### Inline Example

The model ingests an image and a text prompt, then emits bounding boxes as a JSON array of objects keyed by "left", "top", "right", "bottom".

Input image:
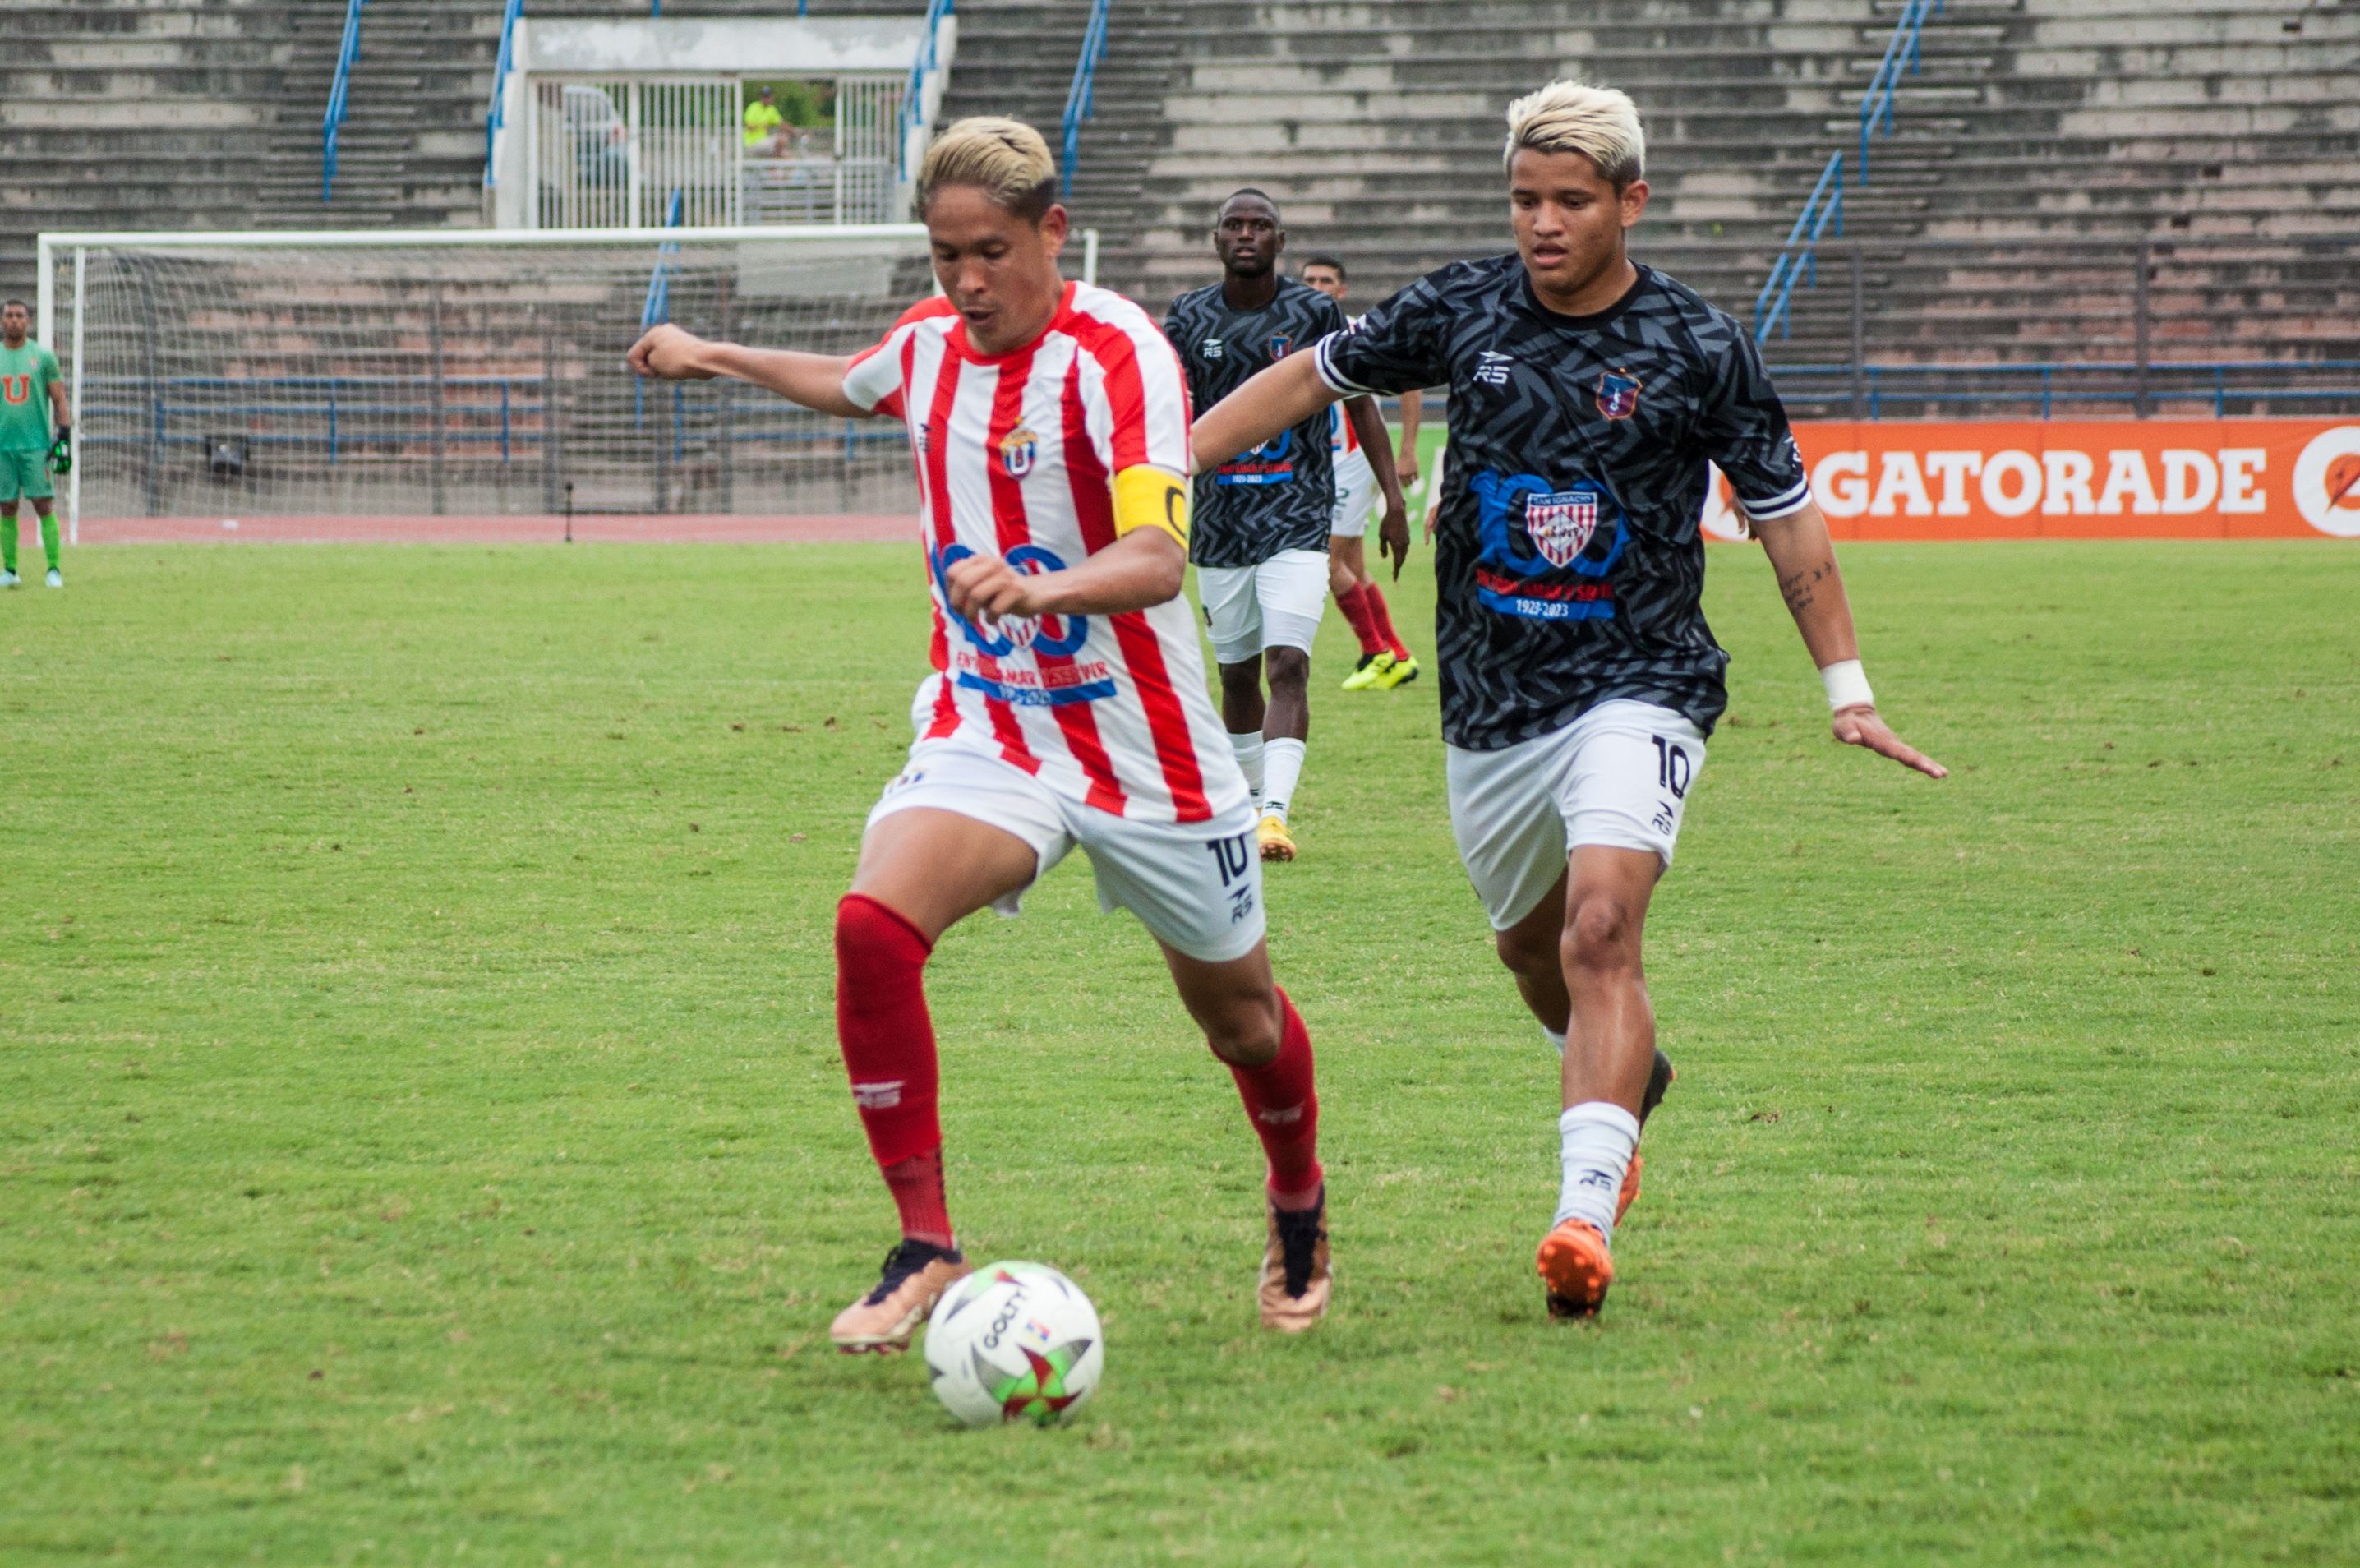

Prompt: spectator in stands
[{"left": 744, "top": 87, "right": 790, "bottom": 158}]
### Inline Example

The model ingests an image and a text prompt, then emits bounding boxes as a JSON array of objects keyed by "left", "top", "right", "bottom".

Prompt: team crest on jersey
[
  {"left": 999, "top": 423, "right": 1038, "bottom": 478},
  {"left": 0, "top": 375, "right": 27, "bottom": 405},
  {"left": 1524, "top": 489, "right": 1601, "bottom": 567},
  {"left": 1596, "top": 369, "right": 1642, "bottom": 419},
  {"left": 1267, "top": 334, "right": 1293, "bottom": 360}
]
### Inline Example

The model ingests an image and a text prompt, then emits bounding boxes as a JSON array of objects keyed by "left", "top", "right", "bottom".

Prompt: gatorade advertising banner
[{"left": 1701, "top": 420, "right": 2360, "bottom": 542}]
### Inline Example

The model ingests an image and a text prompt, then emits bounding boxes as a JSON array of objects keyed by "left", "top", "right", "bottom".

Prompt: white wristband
[{"left": 1820, "top": 658, "right": 1874, "bottom": 712}]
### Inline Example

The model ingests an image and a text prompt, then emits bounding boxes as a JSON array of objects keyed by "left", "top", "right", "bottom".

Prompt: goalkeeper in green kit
[{"left": 0, "top": 299, "right": 70, "bottom": 588}]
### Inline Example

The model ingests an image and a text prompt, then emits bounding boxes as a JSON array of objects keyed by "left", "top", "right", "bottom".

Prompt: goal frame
[{"left": 32, "top": 224, "right": 1106, "bottom": 538}]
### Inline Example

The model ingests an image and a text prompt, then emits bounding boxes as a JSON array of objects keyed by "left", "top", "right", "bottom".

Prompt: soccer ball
[{"left": 923, "top": 1261, "right": 1104, "bottom": 1428}]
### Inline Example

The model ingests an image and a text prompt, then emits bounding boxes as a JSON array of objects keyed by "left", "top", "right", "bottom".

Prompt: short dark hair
[
  {"left": 1219, "top": 187, "right": 1279, "bottom": 220},
  {"left": 1300, "top": 254, "right": 1345, "bottom": 281},
  {"left": 0, "top": 300, "right": 25, "bottom": 312}
]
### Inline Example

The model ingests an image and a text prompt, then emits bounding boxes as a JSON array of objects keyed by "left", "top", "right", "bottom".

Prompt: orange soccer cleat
[{"left": 1536, "top": 1218, "right": 1615, "bottom": 1319}]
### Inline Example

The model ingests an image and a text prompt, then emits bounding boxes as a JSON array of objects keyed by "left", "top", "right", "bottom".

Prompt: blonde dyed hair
[
  {"left": 1501, "top": 81, "right": 1645, "bottom": 187},
  {"left": 918, "top": 117, "right": 1060, "bottom": 223}
]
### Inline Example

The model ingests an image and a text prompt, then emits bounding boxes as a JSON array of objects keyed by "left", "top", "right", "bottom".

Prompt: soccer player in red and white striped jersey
[{"left": 628, "top": 118, "right": 1334, "bottom": 1353}]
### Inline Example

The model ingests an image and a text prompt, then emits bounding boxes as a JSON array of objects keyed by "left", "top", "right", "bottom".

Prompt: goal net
[{"left": 39, "top": 226, "right": 939, "bottom": 523}]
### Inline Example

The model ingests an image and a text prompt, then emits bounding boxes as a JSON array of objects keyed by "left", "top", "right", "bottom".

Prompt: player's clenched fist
[
  {"left": 943, "top": 553, "right": 1042, "bottom": 625},
  {"left": 627, "top": 324, "right": 717, "bottom": 380}
]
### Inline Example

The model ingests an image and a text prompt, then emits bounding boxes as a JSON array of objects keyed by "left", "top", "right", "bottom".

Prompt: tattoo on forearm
[{"left": 1777, "top": 559, "right": 1837, "bottom": 616}]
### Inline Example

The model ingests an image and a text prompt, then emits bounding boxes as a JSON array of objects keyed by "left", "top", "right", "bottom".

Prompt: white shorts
[
  {"left": 1330, "top": 450, "right": 1377, "bottom": 539},
  {"left": 866, "top": 738, "right": 1267, "bottom": 963},
  {"left": 1445, "top": 699, "right": 1708, "bottom": 930},
  {"left": 1196, "top": 548, "right": 1329, "bottom": 666}
]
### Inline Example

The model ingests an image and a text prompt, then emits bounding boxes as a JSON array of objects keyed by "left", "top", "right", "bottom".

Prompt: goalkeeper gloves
[{"left": 46, "top": 427, "right": 71, "bottom": 477}]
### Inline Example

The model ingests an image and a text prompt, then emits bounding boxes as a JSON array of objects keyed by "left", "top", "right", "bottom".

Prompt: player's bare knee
[
  {"left": 1203, "top": 997, "right": 1283, "bottom": 1068},
  {"left": 1263, "top": 647, "right": 1311, "bottom": 694},
  {"left": 1562, "top": 894, "right": 1641, "bottom": 974}
]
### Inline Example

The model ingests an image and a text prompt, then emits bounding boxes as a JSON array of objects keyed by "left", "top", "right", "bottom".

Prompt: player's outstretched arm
[
  {"left": 1344, "top": 394, "right": 1413, "bottom": 579},
  {"left": 1751, "top": 500, "right": 1948, "bottom": 780},
  {"left": 946, "top": 523, "right": 1187, "bottom": 625},
  {"left": 625, "top": 324, "right": 867, "bottom": 418},
  {"left": 1190, "top": 352, "right": 1337, "bottom": 475}
]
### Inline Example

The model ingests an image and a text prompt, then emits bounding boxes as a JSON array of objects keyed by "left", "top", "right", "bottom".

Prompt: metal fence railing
[
  {"left": 320, "top": 0, "right": 369, "bottom": 201},
  {"left": 1061, "top": 0, "right": 1111, "bottom": 198},
  {"left": 1755, "top": 0, "right": 1945, "bottom": 339}
]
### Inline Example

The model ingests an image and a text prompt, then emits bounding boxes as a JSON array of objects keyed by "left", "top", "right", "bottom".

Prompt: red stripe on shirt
[
  {"left": 1063, "top": 307, "right": 1178, "bottom": 473},
  {"left": 979, "top": 343, "right": 1127, "bottom": 809},
  {"left": 1109, "top": 611, "right": 1212, "bottom": 822}
]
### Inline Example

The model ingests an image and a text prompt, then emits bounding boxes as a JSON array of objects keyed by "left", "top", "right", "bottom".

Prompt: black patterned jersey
[
  {"left": 1165, "top": 277, "right": 1347, "bottom": 567},
  {"left": 1316, "top": 257, "right": 1809, "bottom": 750}
]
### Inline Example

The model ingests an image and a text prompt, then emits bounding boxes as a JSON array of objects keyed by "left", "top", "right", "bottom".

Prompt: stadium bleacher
[{"left": 10, "top": 0, "right": 2355, "bottom": 449}]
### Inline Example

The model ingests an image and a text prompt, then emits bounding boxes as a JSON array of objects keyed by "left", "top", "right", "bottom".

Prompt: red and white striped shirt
[{"left": 841, "top": 281, "right": 1248, "bottom": 825}]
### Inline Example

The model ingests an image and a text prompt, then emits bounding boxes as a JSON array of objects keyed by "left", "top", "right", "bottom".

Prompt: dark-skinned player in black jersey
[
  {"left": 1191, "top": 81, "right": 1945, "bottom": 1320},
  {"left": 1167, "top": 191, "right": 1410, "bottom": 861}
]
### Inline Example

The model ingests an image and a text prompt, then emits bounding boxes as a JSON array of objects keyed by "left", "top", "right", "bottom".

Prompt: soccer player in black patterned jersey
[
  {"left": 1192, "top": 81, "right": 1946, "bottom": 1320},
  {"left": 1167, "top": 191, "right": 1410, "bottom": 861}
]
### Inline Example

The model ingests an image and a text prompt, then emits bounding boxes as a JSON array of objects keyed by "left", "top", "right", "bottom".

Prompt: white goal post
[{"left": 35, "top": 225, "right": 1102, "bottom": 533}]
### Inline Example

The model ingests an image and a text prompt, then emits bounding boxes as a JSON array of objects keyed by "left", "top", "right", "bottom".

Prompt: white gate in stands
[
  {"left": 528, "top": 78, "right": 741, "bottom": 229},
  {"left": 528, "top": 76, "right": 904, "bottom": 230}
]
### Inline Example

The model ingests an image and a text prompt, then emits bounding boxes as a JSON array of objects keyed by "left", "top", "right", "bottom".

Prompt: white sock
[
  {"left": 1228, "top": 732, "right": 1265, "bottom": 800},
  {"left": 1553, "top": 1101, "right": 1639, "bottom": 1243},
  {"left": 1260, "top": 737, "right": 1307, "bottom": 823},
  {"left": 1542, "top": 1025, "right": 1566, "bottom": 1057}
]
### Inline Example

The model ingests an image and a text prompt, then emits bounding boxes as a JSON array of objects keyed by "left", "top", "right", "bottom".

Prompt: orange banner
[{"left": 1702, "top": 419, "right": 2360, "bottom": 541}]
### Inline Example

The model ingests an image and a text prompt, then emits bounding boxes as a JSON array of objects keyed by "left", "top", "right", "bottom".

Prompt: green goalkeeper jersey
[{"left": 0, "top": 341, "right": 62, "bottom": 452}]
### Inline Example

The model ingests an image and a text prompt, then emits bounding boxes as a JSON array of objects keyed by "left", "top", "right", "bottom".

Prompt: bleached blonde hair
[
  {"left": 1501, "top": 81, "right": 1645, "bottom": 187},
  {"left": 918, "top": 117, "right": 1060, "bottom": 223}
]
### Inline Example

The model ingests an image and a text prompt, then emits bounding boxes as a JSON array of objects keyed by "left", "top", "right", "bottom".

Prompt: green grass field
[{"left": 4, "top": 539, "right": 2355, "bottom": 1566}]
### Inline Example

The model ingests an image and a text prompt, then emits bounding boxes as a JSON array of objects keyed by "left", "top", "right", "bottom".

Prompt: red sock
[
  {"left": 835, "top": 893, "right": 953, "bottom": 1246},
  {"left": 1224, "top": 987, "right": 1323, "bottom": 1207},
  {"left": 1364, "top": 586, "right": 1412, "bottom": 662},
  {"left": 1333, "top": 582, "right": 1386, "bottom": 657}
]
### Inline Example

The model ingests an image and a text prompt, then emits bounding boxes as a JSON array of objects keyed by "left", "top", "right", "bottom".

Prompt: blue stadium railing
[
  {"left": 80, "top": 362, "right": 2360, "bottom": 478},
  {"left": 77, "top": 376, "right": 907, "bottom": 468},
  {"left": 1061, "top": 0, "right": 1111, "bottom": 199},
  {"left": 482, "top": 0, "right": 525, "bottom": 192},
  {"left": 1754, "top": 0, "right": 1945, "bottom": 340},
  {"left": 321, "top": 0, "right": 369, "bottom": 201},
  {"left": 901, "top": 0, "right": 956, "bottom": 186}
]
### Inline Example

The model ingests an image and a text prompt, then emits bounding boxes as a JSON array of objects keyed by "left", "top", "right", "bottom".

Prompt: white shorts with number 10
[
  {"left": 869, "top": 736, "right": 1267, "bottom": 963},
  {"left": 1445, "top": 699, "right": 1708, "bottom": 930}
]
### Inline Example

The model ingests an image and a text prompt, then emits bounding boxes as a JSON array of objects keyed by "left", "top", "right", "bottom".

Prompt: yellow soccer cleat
[
  {"left": 1371, "top": 653, "right": 1420, "bottom": 689},
  {"left": 1256, "top": 812, "right": 1297, "bottom": 862},
  {"left": 1340, "top": 652, "right": 1396, "bottom": 691}
]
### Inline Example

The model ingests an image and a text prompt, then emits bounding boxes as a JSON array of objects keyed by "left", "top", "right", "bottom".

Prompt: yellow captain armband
[{"left": 1113, "top": 464, "right": 1190, "bottom": 549}]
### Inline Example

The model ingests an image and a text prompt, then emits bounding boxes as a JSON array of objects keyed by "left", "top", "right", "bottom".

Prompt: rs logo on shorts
[{"left": 1205, "top": 832, "right": 1258, "bottom": 923}]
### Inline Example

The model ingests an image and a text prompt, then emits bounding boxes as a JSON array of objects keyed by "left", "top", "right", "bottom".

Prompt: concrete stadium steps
[
  {"left": 0, "top": 0, "right": 295, "bottom": 302},
  {"left": 259, "top": 0, "right": 507, "bottom": 230},
  {"left": 1046, "top": 0, "right": 2359, "bottom": 368},
  {"left": 3, "top": 0, "right": 933, "bottom": 306}
]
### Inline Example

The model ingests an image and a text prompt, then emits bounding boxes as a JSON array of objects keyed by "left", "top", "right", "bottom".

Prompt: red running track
[{"left": 79, "top": 514, "right": 920, "bottom": 545}]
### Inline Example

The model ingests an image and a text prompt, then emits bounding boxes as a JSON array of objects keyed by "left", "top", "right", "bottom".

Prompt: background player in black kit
[
  {"left": 1189, "top": 81, "right": 1945, "bottom": 1320},
  {"left": 1167, "top": 190, "right": 1410, "bottom": 860}
]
